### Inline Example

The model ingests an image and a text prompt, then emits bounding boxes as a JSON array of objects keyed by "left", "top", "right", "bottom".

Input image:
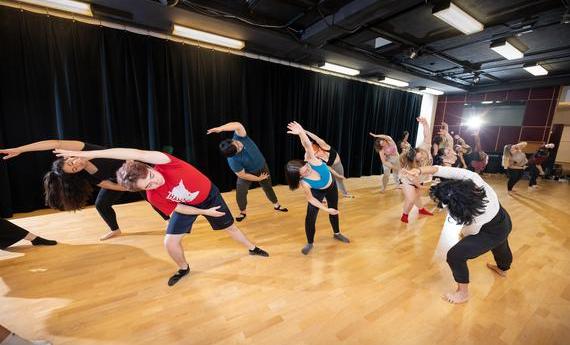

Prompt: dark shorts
[{"left": 166, "top": 185, "right": 234, "bottom": 235}]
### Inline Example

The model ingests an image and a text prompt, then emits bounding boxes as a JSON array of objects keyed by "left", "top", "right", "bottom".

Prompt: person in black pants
[
  {"left": 1, "top": 218, "right": 57, "bottom": 250},
  {"left": 402, "top": 165, "right": 513, "bottom": 304},
  {"left": 1, "top": 140, "right": 169, "bottom": 241},
  {"left": 502, "top": 142, "right": 528, "bottom": 194},
  {"left": 284, "top": 121, "right": 350, "bottom": 255}
]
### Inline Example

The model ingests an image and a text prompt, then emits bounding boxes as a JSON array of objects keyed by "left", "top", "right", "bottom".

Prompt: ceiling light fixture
[
  {"left": 523, "top": 63, "right": 548, "bottom": 76},
  {"left": 172, "top": 24, "right": 245, "bottom": 50},
  {"left": 318, "top": 62, "right": 360, "bottom": 76},
  {"left": 490, "top": 39, "right": 524, "bottom": 60},
  {"left": 378, "top": 77, "right": 409, "bottom": 87},
  {"left": 17, "top": 0, "right": 93, "bottom": 16},
  {"left": 432, "top": 2, "right": 484, "bottom": 35},
  {"left": 418, "top": 86, "right": 444, "bottom": 95}
]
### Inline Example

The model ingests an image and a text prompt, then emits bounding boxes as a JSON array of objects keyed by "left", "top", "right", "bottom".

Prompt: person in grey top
[
  {"left": 208, "top": 122, "right": 287, "bottom": 222},
  {"left": 502, "top": 142, "right": 528, "bottom": 194}
]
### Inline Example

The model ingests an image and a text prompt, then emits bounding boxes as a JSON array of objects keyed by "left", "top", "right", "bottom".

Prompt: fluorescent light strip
[
  {"left": 421, "top": 87, "right": 444, "bottom": 95},
  {"left": 490, "top": 41, "right": 524, "bottom": 60},
  {"left": 319, "top": 62, "right": 360, "bottom": 76},
  {"left": 378, "top": 77, "right": 409, "bottom": 87},
  {"left": 523, "top": 64, "right": 548, "bottom": 76},
  {"left": 17, "top": 0, "right": 92, "bottom": 16},
  {"left": 481, "top": 100, "right": 493, "bottom": 104},
  {"left": 172, "top": 24, "right": 245, "bottom": 50},
  {"left": 433, "top": 2, "right": 483, "bottom": 35}
]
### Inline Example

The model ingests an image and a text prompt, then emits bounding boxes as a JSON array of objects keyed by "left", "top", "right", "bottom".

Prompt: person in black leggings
[
  {"left": 285, "top": 121, "right": 350, "bottom": 255},
  {"left": 1, "top": 140, "right": 168, "bottom": 241},
  {"left": 502, "top": 142, "right": 528, "bottom": 193},
  {"left": 402, "top": 166, "right": 512, "bottom": 304},
  {"left": 1, "top": 218, "right": 57, "bottom": 250}
]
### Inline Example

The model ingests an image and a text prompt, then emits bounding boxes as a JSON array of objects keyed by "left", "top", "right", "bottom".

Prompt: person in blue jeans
[
  {"left": 208, "top": 122, "right": 287, "bottom": 222},
  {"left": 284, "top": 121, "right": 350, "bottom": 255}
]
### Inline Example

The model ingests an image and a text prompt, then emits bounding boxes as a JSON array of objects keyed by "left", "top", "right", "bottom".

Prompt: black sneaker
[
  {"left": 249, "top": 247, "right": 269, "bottom": 257},
  {"left": 167, "top": 267, "right": 190, "bottom": 286},
  {"left": 236, "top": 213, "right": 247, "bottom": 222}
]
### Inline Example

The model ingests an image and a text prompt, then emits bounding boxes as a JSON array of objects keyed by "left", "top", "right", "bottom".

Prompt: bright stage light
[{"left": 463, "top": 116, "right": 484, "bottom": 129}]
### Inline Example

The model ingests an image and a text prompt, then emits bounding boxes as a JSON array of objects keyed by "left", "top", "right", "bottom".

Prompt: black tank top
[{"left": 324, "top": 148, "right": 338, "bottom": 166}]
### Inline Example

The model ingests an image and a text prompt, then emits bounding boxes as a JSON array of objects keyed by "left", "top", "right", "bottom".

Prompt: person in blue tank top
[
  {"left": 284, "top": 121, "right": 350, "bottom": 255},
  {"left": 208, "top": 122, "right": 288, "bottom": 222}
]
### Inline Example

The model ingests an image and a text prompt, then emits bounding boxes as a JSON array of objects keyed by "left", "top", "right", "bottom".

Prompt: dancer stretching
[
  {"left": 370, "top": 132, "right": 400, "bottom": 192},
  {"left": 305, "top": 130, "right": 354, "bottom": 198},
  {"left": 1, "top": 140, "right": 169, "bottom": 240},
  {"left": 284, "top": 122, "right": 350, "bottom": 255},
  {"left": 502, "top": 142, "right": 528, "bottom": 194},
  {"left": 403, "top": 166, "right": 513, "bottom": 304},
  {"left": 398, "top": 117, "right": 433, "bottom": 223},
  {"left": 54, "top": 148, "right": 268, "bottom": 286},
  {"left": 208, "top": 122, "right": 287, "bottom": 221}
]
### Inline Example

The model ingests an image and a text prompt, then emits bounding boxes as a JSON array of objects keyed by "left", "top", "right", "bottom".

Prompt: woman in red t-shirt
[{"left": 54, "top": 148, "right": 269, "bottom": 286}]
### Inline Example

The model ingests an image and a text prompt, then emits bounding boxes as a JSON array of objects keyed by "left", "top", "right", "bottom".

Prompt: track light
[
  {"left": 16, "top": 0, "right": 93, "bottom": 16},
  {"left": 473, "top": 73, "right": 480, "bottom": 84},
  {"left": 172, "top": 25, "right": 245, "bottom": 50},
  {"left": 318, "top": 62, "right": 360, "bottom": 76},
  {"left": 432, "top": 1, "right": 483, "bottom": 35}
]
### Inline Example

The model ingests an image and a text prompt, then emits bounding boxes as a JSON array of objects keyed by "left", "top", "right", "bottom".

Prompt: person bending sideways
[
  {"left": 402, "top": 166, "right": 513, "bottom": 304},
  {"left": 1, "top": 140, "right": 169, "bottom": 241},
  {"left": 285, "top": 121, "right": 350, "bottom": 255},
  {"left": 207, "top": 122, "right": 287, "bottom": 221},
  {"left": 54, "top": 148, "right": 269, "bottom": 286}
]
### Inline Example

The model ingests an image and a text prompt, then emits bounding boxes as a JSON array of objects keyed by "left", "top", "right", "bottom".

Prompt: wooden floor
[{"left": 1, "top": 174, "right": 569, "bottom": 345}]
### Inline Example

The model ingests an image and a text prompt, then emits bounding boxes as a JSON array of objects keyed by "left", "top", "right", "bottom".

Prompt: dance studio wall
[
  {"left": 0, "top": 6, "right": 422, "bottom": 216},
  {"left": 434, "top": 86, "right": 560, "bottom": 152}
]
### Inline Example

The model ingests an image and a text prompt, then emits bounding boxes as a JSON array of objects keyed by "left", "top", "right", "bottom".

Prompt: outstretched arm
[
  {"left": 1, "top": 140, "right": 85, "bottom": 160},
  {"left": 301, "top": 183, "right": 339, "bottom": 215},
  {"left": 54, "top": 148, "right": 170, "bottom": 165},
  {"left": 287, "top": 121, "right": 317, "bottom": 162},
  {"left": 369, "top": 133, "right": 396, "bottom": 146},
  {"left": 305, "top": 131, "right": 331, "bottom": 151},
  {"left": 418, "top": 117, "right": 431, "bottom": 147},
  {"left": 207, "top": 122, "right": 247, "bottom": 137},
  {"left": 328, "top": 166, "right": 345, "bottom": 180}
]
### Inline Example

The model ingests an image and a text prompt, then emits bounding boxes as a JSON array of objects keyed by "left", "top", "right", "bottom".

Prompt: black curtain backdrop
[{"left": 0, "top": 7, "right": 422, "bottom": 216}]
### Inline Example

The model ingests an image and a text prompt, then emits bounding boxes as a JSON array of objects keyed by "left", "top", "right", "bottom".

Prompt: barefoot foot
[
  {"left": 442, "top": 290, "right": 469, "bottom": 304},
  {"left": 100, "top": 230, "right": 122, "bottom": 241},
  {"left": 486, "top": 263, "right": 507, "bottom": 277}
]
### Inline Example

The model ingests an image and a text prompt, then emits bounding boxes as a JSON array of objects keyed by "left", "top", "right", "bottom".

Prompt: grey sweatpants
[{"left": 236, "top": 164, "right": 278, "bottom": 211}]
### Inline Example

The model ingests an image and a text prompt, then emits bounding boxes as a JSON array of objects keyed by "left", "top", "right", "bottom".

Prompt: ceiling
[{"left": 78, "top": 0, "right": 570, "bottom": 93}]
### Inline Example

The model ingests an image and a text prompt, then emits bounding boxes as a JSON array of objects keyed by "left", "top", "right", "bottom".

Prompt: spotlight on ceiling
[
  {"left": 473, "top": 73, "right": 480, "bottom": 84},
  {"left": 408, "top": 48, "right": 418, "bottom": 59}
]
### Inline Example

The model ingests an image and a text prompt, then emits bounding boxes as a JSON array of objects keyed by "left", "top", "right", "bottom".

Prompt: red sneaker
[
  {"left": 419, "top": 208, "right": 433, "bottom": 216},
  {"left": 400, "top": 213, "right": 409, "bottom": 223}
]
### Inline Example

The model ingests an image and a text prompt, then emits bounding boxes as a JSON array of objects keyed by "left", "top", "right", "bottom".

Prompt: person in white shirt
[{"left": 402, "top": 166, "right": 513, "bottom": 304}]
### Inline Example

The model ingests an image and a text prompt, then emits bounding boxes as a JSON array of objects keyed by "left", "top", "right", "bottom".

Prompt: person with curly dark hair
[
  {"left": 284, "top": 121, "right": 350, "bottom": 255},
  {"left": 1, "top": 140, "right": 168, "bottom": 241},
  {"left": 402, "top": 166, "right": 512, "bottom": 304}
]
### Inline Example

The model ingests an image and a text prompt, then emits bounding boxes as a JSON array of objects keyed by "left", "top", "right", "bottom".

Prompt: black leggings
[
  {"left": 507, "top": 168, "right": 524, "bottom": 191},
  {"left": 527, "top": 164, "right": 539, "bottom": 187},
  {"left": 305, "top": 182, "right": 340, "bottom": 244},
  {"left": 447, "top": 206, "right": 513, "bottom": 284},
  {"left": 1, "top": 218, "right": 29, "bottom": 250},
  {"left": 95, "top": 189, "right": 169, "bottom": 231}
]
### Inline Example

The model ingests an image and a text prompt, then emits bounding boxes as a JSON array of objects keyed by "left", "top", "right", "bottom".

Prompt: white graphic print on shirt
[{"left": 167, "top": 180, "right": 200, "bottom": 203}]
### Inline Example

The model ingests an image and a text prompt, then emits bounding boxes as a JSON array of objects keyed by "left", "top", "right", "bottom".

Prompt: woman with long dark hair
[
  {"left": 402, "top": 166, "right": 513, "bottom": 304},
  {"left": 501, "top": 141, "right": 528, "bottom": 194},
  {"left": 470, "top": 131, "right": 488, "bottom": 174},
  {"left": 369, "top": 132, "right": 400, "bottom": 192},
  {"left": 285, "top": 122, "right": 350, "bottom": 255},
  {"left": 304, "top": 130, "right": 354, "bottom": 198},
  {"left": 398, "top": 117, "right": 434, "bottom": 223},
  {"left": 1, "top": 140, "right": 168, "bottom": 240}
]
